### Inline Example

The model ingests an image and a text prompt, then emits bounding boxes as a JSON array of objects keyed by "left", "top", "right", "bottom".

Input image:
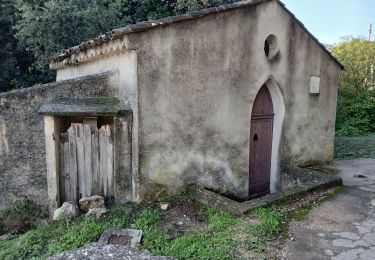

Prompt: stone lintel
[{"left": 39, "top": 97, "right": 131, "bottom": 116}]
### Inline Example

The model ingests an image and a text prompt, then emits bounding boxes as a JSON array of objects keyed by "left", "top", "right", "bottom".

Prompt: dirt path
[{"left": 281, "top": 159, "right": 375, "bottom": 260}]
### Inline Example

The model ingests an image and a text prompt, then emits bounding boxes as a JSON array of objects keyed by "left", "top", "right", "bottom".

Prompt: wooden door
[
  {"left": 249, "top": 85, "right": 274, "bottom": 199},
  {"left": 59, "top": 123, "right": 113, "bottom": 203}
]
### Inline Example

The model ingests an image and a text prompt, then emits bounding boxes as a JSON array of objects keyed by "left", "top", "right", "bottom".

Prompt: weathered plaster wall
[
  {"left": 0, "top": 72, "right": 119, "bottom": 210},
  {"left": 130, "top": 1, "right": 341, "bottom": 199}
]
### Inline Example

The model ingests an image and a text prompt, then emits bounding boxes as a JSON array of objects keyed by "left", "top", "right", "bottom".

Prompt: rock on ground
[
  {"left": 86, "top": 207, "right": 108, "bottom": 218},
  {"left": 53, "top": 202, "right": 78, "bottom": 221},
  {"left": 48, "top": 243, "right": 175, "bottom": 260},
  {"left": 79, "top": 195, "right": 105, "bottom": 212}
]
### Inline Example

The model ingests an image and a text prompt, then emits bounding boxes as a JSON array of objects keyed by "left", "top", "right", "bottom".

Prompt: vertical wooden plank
[
  {"left": 75, "top": 124, "right": 85, "bottom": 198},
  {"left": 68, "top": 126, "right": 78, "bottom": 203},
  {"left": 99, "top": 126, "right": 107, "bottom": 197},
  {"left": 106, "top": 125, "right": 114, "bottom": 198},
  {"left": 58, "top": 137, "right": 65, "bottom": 203},
  {"left": 63, "top": 134, "right": 71, "bottom": 202},
  {"left": 83, "top": 124, "right": 92, "bottom": 196},
  {"left": 91, "top": 128, "right": 99, "bottom": 195}
]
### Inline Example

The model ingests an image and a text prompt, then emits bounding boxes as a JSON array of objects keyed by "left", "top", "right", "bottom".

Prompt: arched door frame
[{"left": 250, "top": 76, "right": 285, "bottom": 193}]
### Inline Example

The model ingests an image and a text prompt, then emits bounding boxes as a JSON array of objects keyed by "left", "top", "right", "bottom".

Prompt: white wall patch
[{"left": 310, "top": 76, "right": 320, "bottom": 94}]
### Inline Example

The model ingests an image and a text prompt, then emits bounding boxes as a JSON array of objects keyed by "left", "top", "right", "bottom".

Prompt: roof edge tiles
[{"left": 44, "top": 0, "right": 343, "bottom": 70}]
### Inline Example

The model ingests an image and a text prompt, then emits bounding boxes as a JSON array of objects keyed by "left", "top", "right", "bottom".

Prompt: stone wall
[{"left": 0, "top": 71, "right": 119, "bottom": 210}]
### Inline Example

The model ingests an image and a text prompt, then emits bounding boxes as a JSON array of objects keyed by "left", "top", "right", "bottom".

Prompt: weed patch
[
  {"left": 134, "top": 208, "right": 162, "bottom": 230},
  {"left": 0, "top": 200, "right": 47, "bottom": 235},
  {"left": 0, "top": 205, "right": 129, "bottom": 259},
  {"left": 206, "top": 207, "right": 238, "bottom": 230},
  {"left": 250, "top": 208, "right": 282, "bottom": 239},
  {"left": 141, "top": 207, "right": 237, "bottom": 259}
]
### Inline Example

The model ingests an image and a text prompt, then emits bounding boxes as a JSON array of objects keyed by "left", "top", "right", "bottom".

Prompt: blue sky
[{"left": 281, "top": 0, "right": 375, "bottom": 44}]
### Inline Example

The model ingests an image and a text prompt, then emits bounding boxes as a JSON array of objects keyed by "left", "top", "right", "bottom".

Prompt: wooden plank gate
[{"left": 59, "top": 123, "right": 113, "bottom": 203}]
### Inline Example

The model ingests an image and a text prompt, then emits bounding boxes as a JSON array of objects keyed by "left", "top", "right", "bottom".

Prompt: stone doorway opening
[
  {"left": 39, "top": 98, "right": 133, "bottom": 214},
  {"left": 249, "top": 77, "right": 286, "bottom": 198}
]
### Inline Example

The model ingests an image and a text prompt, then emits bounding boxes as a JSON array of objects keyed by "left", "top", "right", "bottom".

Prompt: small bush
[
  {"left": 335, "top": 89, "right": 375, "bottom": 136},
  {"left": 0, "top": 199, "right": 47, "bottom": 235}
]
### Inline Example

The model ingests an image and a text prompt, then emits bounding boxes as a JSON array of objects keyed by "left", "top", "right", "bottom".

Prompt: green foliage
[
  {"left": 331, "top": 38, "right": 375, "bottom": 136},
  {"left": 134, "top": 208, "right": 162, "bottom": 230},
  {"left": 335, "top": 90, "right": 375, "bottom": 136},
  {"left": 175, "top": 0, "right": 235, "bottom": 13},
  {"left": 1, "top": 0, "right": 236, "bottom": 92},
  {"left": 251, "top": 207, "right": 282, "bottom": 239},
  {"left": 0, "top": 199, "right": 47, "bottom": 235},
  {"left": 0, "top": 0, "right": 53, "bottom": 92},
  {"left": 0, "top": 208, "right": 128, "bottom": 259}
]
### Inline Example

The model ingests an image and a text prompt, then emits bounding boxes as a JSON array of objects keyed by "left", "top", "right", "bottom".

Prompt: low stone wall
[
  {"left": 0, "top": 71, "right": 118, "bottom": 210},
  {"left": 281, "top": 165, "right": 339, "bottom": 189},
  {"left": 193, "top": 167, "right": 342, "bottom": 216}
]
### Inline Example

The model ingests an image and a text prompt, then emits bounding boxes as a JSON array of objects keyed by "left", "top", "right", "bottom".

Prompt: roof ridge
[
  {"left": 44, "top": 0, "right": 271, "bottom": 64},
  {"left": 45, "top": 0, "right": 343, "bottom": 69}
]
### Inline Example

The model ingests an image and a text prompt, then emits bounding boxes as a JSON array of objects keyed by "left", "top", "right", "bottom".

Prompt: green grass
[
  {"left": 334, "top": 135, "right": 375, "bottom": 160},
  {"left": 134, "top": 208, "right": 162, "bottom": 230},
  {"left": 250, "top": 208, "right": 282, "bottom": 239},
  {"left": 0, "top": 205, "right": 129, "bottom": 259},
  {"left": 141, "top": 207, "right": 239, "bottom": 259},
  {"left": 1, "top": 190, "right": 342, "bottom": 260}
]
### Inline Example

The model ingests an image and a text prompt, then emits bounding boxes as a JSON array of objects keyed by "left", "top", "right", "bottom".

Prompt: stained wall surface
[{"left": 131, "top": 1, "right": 341, "bottom": 199}]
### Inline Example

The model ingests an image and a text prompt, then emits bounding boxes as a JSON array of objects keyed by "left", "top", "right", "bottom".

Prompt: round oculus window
[{"left": 264, "top": 34, "right": 279, "bottom": 60}]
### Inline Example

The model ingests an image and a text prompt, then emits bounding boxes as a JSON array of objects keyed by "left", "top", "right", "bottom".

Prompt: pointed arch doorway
[{"left": 249, "top": 85, "right": 274, "bottom": 199}]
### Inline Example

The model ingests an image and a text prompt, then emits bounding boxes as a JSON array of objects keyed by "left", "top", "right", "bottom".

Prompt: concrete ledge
[{"left": 193, "top": 169, "right": 342, "bottom": 216}]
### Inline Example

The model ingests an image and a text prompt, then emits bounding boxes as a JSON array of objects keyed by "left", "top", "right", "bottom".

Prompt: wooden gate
[
  {"left": 59, "top": 123, "right": 113, "bottom": 203},
  {"left": 249, "top": 85, "right": 274, "bottom": 199}
]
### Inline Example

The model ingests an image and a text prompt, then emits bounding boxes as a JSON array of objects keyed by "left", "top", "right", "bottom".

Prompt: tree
[
  {"left": 0, "top": 0, "right": 235, "bottom": 92},
  {"left": 175, "top": 0, "right": 236, "bottom": 13},
  {"left": 331, "top": 38, "right": 375, "bottom": 136},
  {"left": 0, "top": 0, "right": 50, "bottom": 92}
]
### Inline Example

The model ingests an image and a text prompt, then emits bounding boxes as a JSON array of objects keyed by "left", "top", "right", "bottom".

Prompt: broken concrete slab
[{"left": 99, "top": 228, "right": 142, "bottom": 248}]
